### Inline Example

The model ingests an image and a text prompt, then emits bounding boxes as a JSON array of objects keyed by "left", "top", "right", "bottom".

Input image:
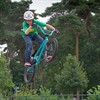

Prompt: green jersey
[{"left": 21, "top": 19, "right": 46, "bottom": 38}]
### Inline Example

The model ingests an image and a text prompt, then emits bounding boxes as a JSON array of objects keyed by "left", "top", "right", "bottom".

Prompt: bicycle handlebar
[{"left": 37, "top": 25, "right": 55, "bottom": 36}]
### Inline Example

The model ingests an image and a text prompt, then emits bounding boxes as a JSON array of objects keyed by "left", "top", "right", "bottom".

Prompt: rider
[{"left": 22, "top": 10, "right": 59, "bottom": 66}]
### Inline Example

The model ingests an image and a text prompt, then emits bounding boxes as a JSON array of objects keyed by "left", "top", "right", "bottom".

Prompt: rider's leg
[
  {"left": 24, "top": 36, "right": 33, "bottom": 66},
  {"left": 31, "top": 34, "right": 44, "bottom": 57},
  {"left": 31, "top": 46, "right": 35, "bottom": 56},
  {"left": 32, "top": 34, "right": 44, "bottom": 44}
]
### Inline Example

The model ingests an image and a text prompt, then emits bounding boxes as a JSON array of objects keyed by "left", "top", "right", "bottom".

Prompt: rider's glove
[{"left": 54, "top": 29, "right": 60, "bottom": 34}]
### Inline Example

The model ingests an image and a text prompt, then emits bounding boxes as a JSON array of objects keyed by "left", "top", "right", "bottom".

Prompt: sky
[
  {"left": 0, "top": 44, "right": 7, "bottom": 52},
  {"left": 29, "top": 0, "right": 61, "bottom": 14}
]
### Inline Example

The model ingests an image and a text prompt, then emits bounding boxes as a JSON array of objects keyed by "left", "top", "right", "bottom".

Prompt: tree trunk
[
  {"left": 75, "top": 32, "right": 80, "bottom": 100},
  {"left": 75, "top": 32, "right": 79, "bottom": 60},
  {"left": 84, "top": 14, "right": 92, "bottom": 38}
]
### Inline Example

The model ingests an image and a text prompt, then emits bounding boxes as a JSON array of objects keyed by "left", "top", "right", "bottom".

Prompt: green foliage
[
  {"left": 9, "top": 60, "right": 24, "bottom": 83},
  {"left": 0, "top": 0, "right": 11, "bottom": 15},
  {"left": 90, "top": 14, "right": 100, "bottom": 39},
  {"left": 61, "top": 0, "right": 100, "bottom": 14},
  {"left": 0, "top": 53, "right": 14, "bottom": 95},
  {"left": 55, "top": 54, "right": 88, "bottom": 94},
  {"left": 14, "top": 85, "right": 57, "bottom": 100},
  {"left": 43, "top": 2, "right": 64, "bottom": 16},
  {"left": 14, "top": 84, "right": 33, "bottom": 96},
  {"left": 54, "top": 14, "right": 84, "bottom": 33},
  {"left": 87, "top": 85, "right": 100, "bottom": 100},
  {"left": 79, "top": 14, "right": 100, "bottom": 87}
]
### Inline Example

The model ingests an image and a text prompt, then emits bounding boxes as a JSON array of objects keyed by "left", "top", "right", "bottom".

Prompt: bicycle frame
[
  {"left": 33, "top": 36, "right": 48, "bottom": 65},
  {"left": 31, "top": 26, "right": 54, "bottom": 68}
]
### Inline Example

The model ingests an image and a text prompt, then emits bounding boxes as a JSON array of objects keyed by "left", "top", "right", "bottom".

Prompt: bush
[
  {"left": 87, "top": 85, "right": 100, "bottom": 100},
  {"left": 13, "top": 85, "right": 57, "bottom": 100}
]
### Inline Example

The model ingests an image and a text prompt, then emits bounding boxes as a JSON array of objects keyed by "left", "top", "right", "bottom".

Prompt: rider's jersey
[{"left": 21, "top": 19, "right": 46, "bottom": 38}]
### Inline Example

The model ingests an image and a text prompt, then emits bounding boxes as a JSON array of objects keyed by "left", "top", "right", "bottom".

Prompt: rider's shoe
[
  {"left": 45, "top": 55, "right": 52, "bottom": 62},
  {"left": 24, "top": 62, "right": 31, "bottom": 66}
]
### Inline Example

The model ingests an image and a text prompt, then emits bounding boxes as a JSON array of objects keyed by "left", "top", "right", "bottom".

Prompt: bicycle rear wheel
[
  {"left": 44, "top": 38, "right": 58, "bottom": 62},
  {"left": 24, "top": 64, "right": 36, "bottom": 83}
]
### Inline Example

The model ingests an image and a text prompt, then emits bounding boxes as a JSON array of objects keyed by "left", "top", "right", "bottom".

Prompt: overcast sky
[
  {"left": 12, "top": 0, "right": 61, "bottom": 14},
  {"left": 30, "top": 0, "right": 61, "bottom": 14}
]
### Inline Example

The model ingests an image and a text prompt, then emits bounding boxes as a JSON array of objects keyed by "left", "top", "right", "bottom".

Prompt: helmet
[{"left": 24, "top": 11, "right": 34, "bottom": 20}]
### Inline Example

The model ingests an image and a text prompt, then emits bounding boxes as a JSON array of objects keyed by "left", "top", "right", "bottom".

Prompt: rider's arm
[
  {"left": 22, "top": 21, "right": 32, "bottom": 35},
  {"left": 24, "top": 26, "right": 32, "bottom": 35},
  {"left": 34, "top": 20, "right": 55, "bottom": 30},
  {"left": 46, "top": 24, "right": 55, "bottom": 30}
]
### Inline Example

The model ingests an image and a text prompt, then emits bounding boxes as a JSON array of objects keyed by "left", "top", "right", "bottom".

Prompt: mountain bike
[{"left": 24, "top": 26, "right": 58, "bottom": 83}]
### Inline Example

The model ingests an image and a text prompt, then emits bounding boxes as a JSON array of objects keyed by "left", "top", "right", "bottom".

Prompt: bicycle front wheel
[
  {"left": 24, "top": 65, "right": 36, "bottom": 83},
  {"left": 44, "top": 38, "right": 58, "bottom": 62}
]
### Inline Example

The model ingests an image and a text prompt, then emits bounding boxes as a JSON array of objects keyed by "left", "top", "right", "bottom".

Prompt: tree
[
  {"left": 55, "top": 54, "right": 88, "bottom": 94},
  {"left": 43, "top": 0, "right": 100, "bottom": 38},
  {"left": 0, "top": 0, "right": 11, "bottom": 15},
  {"left": 0, "top": 53, "right": 14, "bottom": 95},
  {"left": 61, "top": 0, "right": 100, "bottom": 37},
  {"left": 0, "top": 0, "right": 11, "bottom": 43},
  {"left": 80, "top": 14, "right": 100, "bottom": 88}
]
